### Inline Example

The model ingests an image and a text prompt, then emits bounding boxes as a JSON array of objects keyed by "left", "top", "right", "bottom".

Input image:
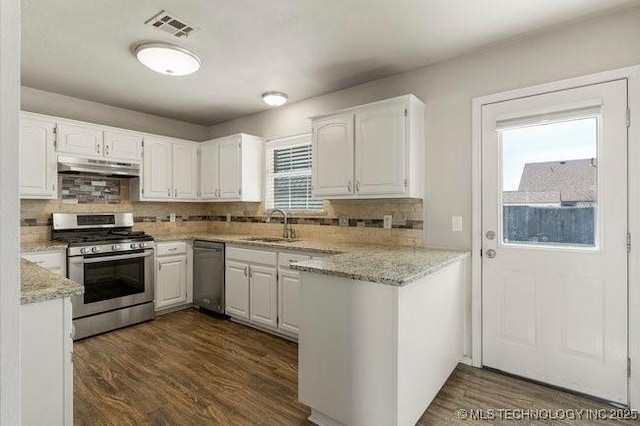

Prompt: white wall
[
  {"left": 21, "top": 87, "right": 211, "bottom": 141},
  {"left": 209, "top": 6, "right": 640, "bottom": 250},
  {"left": 0, "top": 0, "right": 21, "bottom": 423}
]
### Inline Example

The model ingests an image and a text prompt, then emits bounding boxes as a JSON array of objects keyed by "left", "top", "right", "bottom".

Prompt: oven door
[{"left": 68, "top": 249, "right": 154, "bottom": 319}]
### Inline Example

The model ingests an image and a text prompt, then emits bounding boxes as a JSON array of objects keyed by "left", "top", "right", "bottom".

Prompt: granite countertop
[
  {"left": 21, "top": 241, "right": 68, "bottom": 252},
  {"left": 152, "top": 233, "right": 470, "bottom": 286},
  {"left": 21, "top": 259, "right": 83, "bottom": 305}
]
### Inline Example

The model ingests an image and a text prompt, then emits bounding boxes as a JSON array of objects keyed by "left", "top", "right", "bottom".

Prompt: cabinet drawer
[
  {"left": 278, "top": 253, "right": 311, "bottom": 270},
  {"left": 23, "top": 251, "right": 65, "bottom": 271},
  {"left": 227, "top": 246, "right": 277, "bottom": 266},
  {"left": 156, "top": 242, "right": 187, "bottom": 257}
]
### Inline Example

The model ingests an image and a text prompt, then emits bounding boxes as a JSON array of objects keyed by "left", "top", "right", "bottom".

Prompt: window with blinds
[{"left": 265, "top": 135, "right": 323, "bottom": 211}]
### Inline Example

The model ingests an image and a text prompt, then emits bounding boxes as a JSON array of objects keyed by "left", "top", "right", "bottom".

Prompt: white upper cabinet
[
  {"left": 310, "top": 94, "right": 425, "bottom": 199},
  {"left": 140, "top": 137, "right": 173, "bottom": 199},
  {"left": 199, "top": 142, "right": 219, "bottom": 199},
  {"left": 56, "top": 122, "right": 104, "bottom": 157},
  {"left": 103, "top": 130, "right": 143, "bottom": 161},
  {"left": 312, "top": 114, "right": 355, "bottom": 197},
  {"left": 355, "top": 101, "right": 407, "bottom": 195},
  {"left": 132, "top": 137, "right": 200, "bottom": 201},
  {"left": 198, "top": 133, "right": 264, "bottom": 202},
  {"left": 172, "top": 143, "right": 198, "bottom": 200},
  {"left": 20, "top": 115, "right": 57, "bottom": 199},
  {"left": 218, "top": 136, "right": 242, "bottom": 199}
]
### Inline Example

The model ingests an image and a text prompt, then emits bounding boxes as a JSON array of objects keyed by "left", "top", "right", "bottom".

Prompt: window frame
[{"left": 264, "top": 133, "right": 324, "bottom": 213}]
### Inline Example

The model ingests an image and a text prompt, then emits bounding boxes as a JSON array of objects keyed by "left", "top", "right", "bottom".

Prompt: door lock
[
  {"left": 485, "top": 230, "right": 496, "bottom": 240},
  {"left": 485, "top": 249, "right": 496, "bottom": 258}
]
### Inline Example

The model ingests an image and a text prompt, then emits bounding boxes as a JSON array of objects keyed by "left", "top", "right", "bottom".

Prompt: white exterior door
[
  {"left": 249, "top": 264, "right": 278, "bottom": 330},
  {"left": 225, "top": 260, "right": 249, "bottom": 320},
  {"left": 312, "top": 114, "right": 355, "bottom": 197},
  {"left": 172, "top": 143, "right": 198, "bottom": 200},
  {"left": 56, "top": 123, "right": 103, "bottom": 157},
  {"left": 20, "top": 117, "right": 57, "bottom": 199},
  {"left": 142, "top": 138, "right": 172, "bottom": 199},
  {"left": 482, "top": 80, "right": 628, "bottom": 403},
  {"left": 103, "top": 130, "right": 142, "bottom": 161},
  {"left": 156, "top": 256, "right": 187, "bottom": 310},
  {"left": 199, "top": 142, "right": 219, "bottom": 200},
  {"left": 218, "top": 137, "right": 241, "bottom": 200},
  {"left": 355, "top": 101, "right": 407, "bottom": 195}
]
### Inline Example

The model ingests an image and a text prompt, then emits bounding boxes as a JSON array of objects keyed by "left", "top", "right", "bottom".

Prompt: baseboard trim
[{"left": 308, "top": 409, "right": 347, "bottom": 426}]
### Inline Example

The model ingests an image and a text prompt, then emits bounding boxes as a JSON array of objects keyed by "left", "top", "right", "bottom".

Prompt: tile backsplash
[
  {"left": 61, "top": 176, "right": 121, "bottom": 204},
  {"left": 21, "top": 174, "right": 424, "bottom": 246}
]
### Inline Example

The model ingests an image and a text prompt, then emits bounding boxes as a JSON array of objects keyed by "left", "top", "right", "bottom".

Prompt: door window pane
[{"left": 501, "top": 117, "right": 597, "bottom": 247}]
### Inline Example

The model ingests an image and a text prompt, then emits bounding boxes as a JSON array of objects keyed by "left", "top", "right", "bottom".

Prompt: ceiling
[{"left": 22, "top": 0, "right": 638, "bottom": 126}]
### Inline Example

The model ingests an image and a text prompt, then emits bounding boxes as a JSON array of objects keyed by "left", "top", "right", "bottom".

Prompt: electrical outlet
[
  {"left": 383, "top": 215, "right": 393, "bottom": 229},
  {"left": 226, "top": 213, "right": 231, "bottom": 223},
  {"left": 169, "top": 213, "right": 176, "bottom": 223},
  {"left": 339, "top": 215, "right": 349, "bottom": 227},
  {"left": 451, "top": 215, "right": 463, "bottom": 232}
]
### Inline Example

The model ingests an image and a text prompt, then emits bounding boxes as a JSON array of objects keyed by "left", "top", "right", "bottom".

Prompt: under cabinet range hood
[{"left": 57, "top": 156, "right": 140, "bottom": 178}]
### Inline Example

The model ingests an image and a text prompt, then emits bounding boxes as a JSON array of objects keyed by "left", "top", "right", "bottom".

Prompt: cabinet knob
[
  {"left": 355, "top": 180, "right": 361, "bottom": 193},
  {"left": 168, "top": 189, "right": 171, "bottom": 196}
]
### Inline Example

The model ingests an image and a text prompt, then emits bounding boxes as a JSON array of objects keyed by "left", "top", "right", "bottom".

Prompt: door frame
[{"left": 471, "top": 65, "right": 640, "bottom": 407}]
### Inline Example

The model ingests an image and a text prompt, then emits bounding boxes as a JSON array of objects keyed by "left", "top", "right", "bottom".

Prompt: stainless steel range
[{"left": 52, "top": 213, "right": 155, "bottom": 340}]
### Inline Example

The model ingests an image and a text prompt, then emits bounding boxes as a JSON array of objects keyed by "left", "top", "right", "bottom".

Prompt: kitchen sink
[{"left": 242, "top": 236, "right": 299, "bottom": 243}]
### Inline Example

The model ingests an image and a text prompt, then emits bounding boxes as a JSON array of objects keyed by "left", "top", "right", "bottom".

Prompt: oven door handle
[{"left": 69, "top": 250, "right": 153, "bottom": 265}]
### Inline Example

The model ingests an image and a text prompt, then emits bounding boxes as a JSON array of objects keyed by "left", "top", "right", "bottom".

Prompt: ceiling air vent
[{"left": 145, "top": 10, "right": 198, "bottom": 39}]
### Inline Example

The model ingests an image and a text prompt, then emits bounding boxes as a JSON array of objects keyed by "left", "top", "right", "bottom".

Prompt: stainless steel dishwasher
[{"left": 193, "top": 241, "right": 226, "bottom": 315}]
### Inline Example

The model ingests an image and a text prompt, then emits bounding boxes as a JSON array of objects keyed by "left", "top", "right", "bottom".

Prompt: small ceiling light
[
  {"left": 135, "top": 42, "right": 201, "bottom": 76},
  {"left": 262, "top": 91, "right": 288, "bottom": 107}
]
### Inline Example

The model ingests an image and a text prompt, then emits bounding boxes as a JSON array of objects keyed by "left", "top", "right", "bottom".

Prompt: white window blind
[{"left": 265, "top": 135, "right": 323, "bottom": 211}]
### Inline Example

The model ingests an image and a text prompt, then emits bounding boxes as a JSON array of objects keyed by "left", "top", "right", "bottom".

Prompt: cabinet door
[
  {"left": 312, "top": 114, "right": 355, "bottom": 197},
  {"left": 155, "top": 255, "right": 187, "bottom": 310},
  {"left": 103, "top": 130, "right": 142, "bottom": 161},
  {"left": 249, "top": 264, "right": 278, "bottom": 330},
  {"left": 172, "top": 143, "right": 198, "bottom": 200},
  {"left": 218, "top": 137, "right": 242, "bottom": 200},
  {"left": 142, "top": 138, "right": 172, "bottom": 199},
  {"left": 226, "top": 260, "right": 249, "bottom": 320},
  {"left": 20, "top": 117, "right": 57, "bottom": 199},
  {"left": 278, "top": 269, "right": 302, "bottom": 336},
  {"left": 355, "top": 101, "right": 407, "bottom": 195},
  {"left": 56, "top": 123, "right": 103, "bottom": 157},
  {"left": 199, "top": 142, "right": 220, "bottom": 200}
]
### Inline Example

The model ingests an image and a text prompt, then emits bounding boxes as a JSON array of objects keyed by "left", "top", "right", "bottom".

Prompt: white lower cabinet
[
  {"left": 225, "top": 260, "right": 250, "bottom": 320},
  {"left": 225, "top": 246, "right": 320, "bottom": 339},
  {"left": 22, "top": 250, "right": 67, "bottom": 276},
  {"left": 22, "top": 297, "right": 73, "bottom": 426},
  {"left": 248, "top": 264, "right": 278, "bottom": 330},
  {"left": 155, "top": 242, "right": 192, "bottom": 311}
]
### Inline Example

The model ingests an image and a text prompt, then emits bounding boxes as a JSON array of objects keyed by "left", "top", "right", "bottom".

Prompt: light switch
[
  {"left": 383, "top": 215, "right": 393, "bottom": 229},
  {"left": 226, "top": 213, "right": 231, "bottom": 223},
  {"left": 451, "top": 216, "right": 463, "bottom": 232}
]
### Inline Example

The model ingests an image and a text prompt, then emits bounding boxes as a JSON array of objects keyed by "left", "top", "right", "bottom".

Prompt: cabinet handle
[
  {"left": 168, "top": 247, "right": 177, "bottom": 252},
  {"left": 244, "top": 265, "right": 248, "bottom": 277},
  {"left": 105, "top": 145, "right": 110, "bottom": 156},
  {"left": 289, "top": 260, "right": 297, "bottom": 266},
  {"left": 174, "top": 189, "right": 177, "bottom": 197},
  {"left": 355, "top": 180, "right": 361, "bottom": 193},
  {"left": 168, "top": 189, "right": 171, "bottom": 197},
  {"left": 248, "top": 265, "right": 253, "bottom": 278},
  {"left": 96, "top": 144, "right": 100, "bottom": 154},
  {"left": 158, "top": 263, "right": 162, "bottom": 271},
  {"left": 347, "top": 181, "right": 352, "bottom": 192}
]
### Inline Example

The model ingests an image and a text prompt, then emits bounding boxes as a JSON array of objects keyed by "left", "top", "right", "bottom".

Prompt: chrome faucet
[{"left": 266, "top": 209, "right": 296, "bottom": 239}]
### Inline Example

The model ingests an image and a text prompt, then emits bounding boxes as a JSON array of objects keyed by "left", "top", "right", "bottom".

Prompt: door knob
[
  {"left": 485, "top": 230, "right": 496, "bottom": 240},
  {"left": 485, "top": 249, "right": 496, "bottom": 258}
]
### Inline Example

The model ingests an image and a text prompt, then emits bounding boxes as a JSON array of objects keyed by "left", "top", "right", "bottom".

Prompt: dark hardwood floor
[{"left": 74, "top": 309, "right": 636, "bottom": 425}]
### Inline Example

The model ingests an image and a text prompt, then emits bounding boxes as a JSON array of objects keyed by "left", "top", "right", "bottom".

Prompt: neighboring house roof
[
  {"left": 503, "top": 190, "right": 560, "bottom": 204},
  {"left": 508, "top": 158, "right": 597, "bottom": 203}
]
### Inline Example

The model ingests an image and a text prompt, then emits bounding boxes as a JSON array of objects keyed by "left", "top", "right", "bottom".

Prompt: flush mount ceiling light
[
  {"left": 135, "top": 43, "right": 201, "bottom": 76},
  {"left": 262, "top": 91, "right": 288, "bottom": 107}
]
